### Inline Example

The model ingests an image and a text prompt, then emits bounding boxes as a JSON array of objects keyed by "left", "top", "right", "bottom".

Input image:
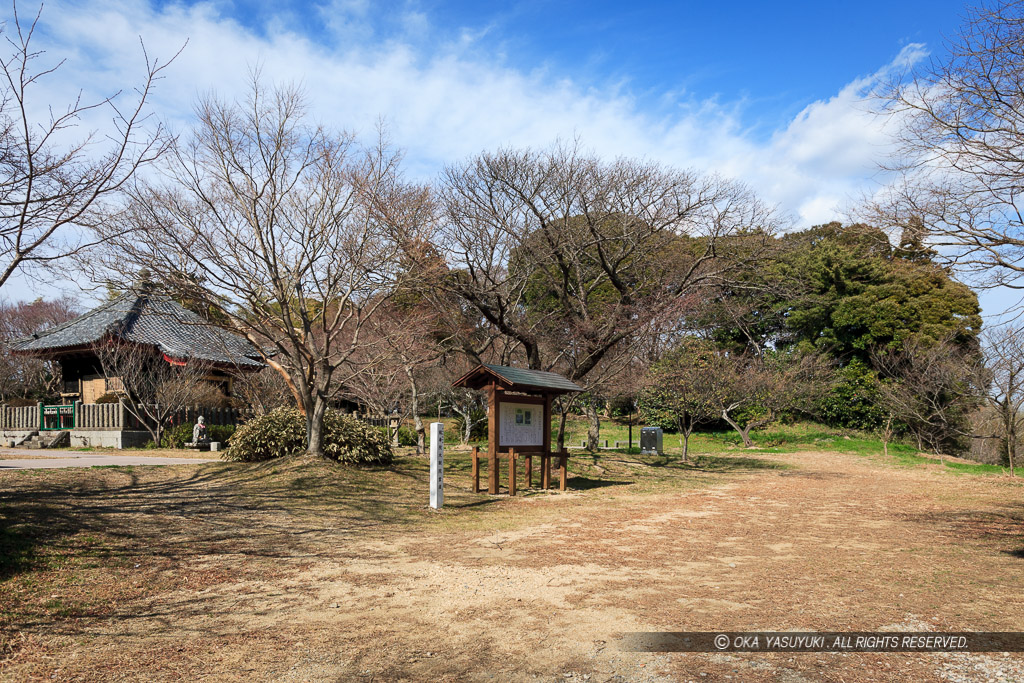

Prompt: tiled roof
[{"left": 10, "top": 290, "right": 265, "bottom": 368}]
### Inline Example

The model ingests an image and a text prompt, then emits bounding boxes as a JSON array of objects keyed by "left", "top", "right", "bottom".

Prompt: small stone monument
[{"left": 429, "top": 422, "right": 443, "bottom": 509}]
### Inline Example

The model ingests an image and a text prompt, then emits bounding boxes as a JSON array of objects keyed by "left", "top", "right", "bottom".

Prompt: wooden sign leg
[
  {"left": 509, "top": 449, "right": 517, "bottom": 496},
  {"left": 559, "top": 450, "right": 568, "bottom": 491},
  {"left": 525, "top": 454, "right": 533, "bottom": 488},
  {"left": 471, "top": 447, "right": 480, "bottom": 493},
  {"left": 542, "top": 454, "right": 551, "bottom": 489},
  {"left": 489, "top": 451, "right": 499, "bottom": 494}
]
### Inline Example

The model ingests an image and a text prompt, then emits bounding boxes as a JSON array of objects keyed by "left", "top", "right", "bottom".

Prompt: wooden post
[
  {"left": 509, "top": 449, "right": 517, "bottom": 496},
  {"left": 543, "top": 392, "right": 552, "bottom": 454},
  {"left": 487, "top": 383, "right": 499, "bottom": 494},
  {"left": 542, "top": 453, "right": 551, "bottom": 489},
  {"left": 559, "top": 449, "right": 569, "bottom": 491},
  {"left": 471, "top": 446, "right": 480, "bottom": 493},
  {"left": 525, "top": 454, "right": 533, "bottom": 488}
]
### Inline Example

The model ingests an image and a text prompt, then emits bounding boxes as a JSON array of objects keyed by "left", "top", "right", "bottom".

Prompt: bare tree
[
  {"left": 227, "top": 367, "right": 293, "bottom": 415},
  {"left": 435, "top": 353, "right": 488, "bottom": 446},
  {"left": 983, "top": 326, "right": 1024, "bottom": 475},
  {"left": 92, "top": 340, "right": 214, "bottom": 446},
  {"left": 0, "top": 2, "right": 176, "bottom": 290},
  {"left": 96, "top": 78, "right": 431, "bottom": 458},
  {"left": 872, "top": 337, "right": 984, "bottom": 461},
  {"left": 440, "top": 386, "right": 486, "bottom": 446},
  {"left": 706, "top": 352, "right": 828, "bottom": 448},
  {"left": 871, "top": 1, "right": 1024, "bottom": 291},
  {"left": 354, "top": 293, "right": 449, "bottom": 453},
  {"left": 641, "top": 338, "right": 720, "bottom": 461},
  {"left": 0, "top": 294, "right": 78, "bottom": 401},
  {"left": 431, "top": 142, "right": 777, "bottom": 444}
]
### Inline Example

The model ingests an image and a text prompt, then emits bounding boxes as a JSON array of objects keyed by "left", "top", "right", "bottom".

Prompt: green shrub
[
  {"left": 637, "top": 388, "right": 678, "bottom": 431},
  {"left": 94, "top": 393, "right": 121, "bottom": 404},
  {"left": 395, "top": 425, "right": 417, "bottom": 447},
  {"left": 817, "top": 359, "right": 887, "bottom": 431},
  {"left": 224, "top": 407, "right": 393, "bottom": 465},
  {"left": 321, "top": 411, "right": 393, "bottom": 465},
  {"left": 161, "top": 423, "right": 237, "bottom": 448}
]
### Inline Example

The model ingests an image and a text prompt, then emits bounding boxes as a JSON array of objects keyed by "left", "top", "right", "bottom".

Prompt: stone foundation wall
[
  {"left": 1, "top": 429, "right": 151, "bottom": 449},
  {"left": 1, "top": 429, "right": 32, "bottom": 447},
  {"left": 66, "top": 430, "right": 151, "bottom": 449}
]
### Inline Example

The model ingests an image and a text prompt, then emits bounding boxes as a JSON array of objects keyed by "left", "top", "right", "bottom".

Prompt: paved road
[{"left": 0, "top": 448, "right": 218, "bottom": 469}]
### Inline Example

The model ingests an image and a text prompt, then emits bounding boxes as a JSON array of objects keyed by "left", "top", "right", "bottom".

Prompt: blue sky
[
  {"left": 4, "top": 0, "right": 1014, "bottom": 318},
  {"left": 147, "top": 0, "right": 967, "bottom": 134}
]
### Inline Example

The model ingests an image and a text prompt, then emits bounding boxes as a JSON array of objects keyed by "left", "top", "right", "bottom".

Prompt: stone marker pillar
[{"left": 429, "top": 422, "right": 443, "bottom": 510}]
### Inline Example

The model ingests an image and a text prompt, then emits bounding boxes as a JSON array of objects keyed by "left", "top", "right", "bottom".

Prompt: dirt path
[{"left": 4, "top": 450, "right": 1024, "bottom": 682}]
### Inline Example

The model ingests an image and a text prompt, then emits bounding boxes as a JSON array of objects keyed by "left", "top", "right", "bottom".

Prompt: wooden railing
[{"left": 1, "top": 403, "right": 248, "bottom": 432}]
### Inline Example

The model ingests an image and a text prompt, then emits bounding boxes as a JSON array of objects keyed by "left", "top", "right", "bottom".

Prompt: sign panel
[
  {"left": 498, "top": 401, "right": 543, "bottom": 447},
  {"left": 429, "top": 422, "right": 443, "bottom": 509}
]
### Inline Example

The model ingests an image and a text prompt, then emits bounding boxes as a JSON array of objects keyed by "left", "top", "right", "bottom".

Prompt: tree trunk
[
  {"left": 1003, "top": 409, "right": 1016, "bottom": 477},
  {"left": 266, "top": 357, "right": 306, "bottom": 416},
  {"left": 557, "top": 408, "right": 568, "bottom": 451},
  {"left": 462, "top": 409, "right": 472, "bottom": 445},
  {"left": 882, "top": 415, "right": 892, "bottom": 457},
  {"left": 677, "top": 413, "right": 691, "bottom": 462},
  {"left": 585, "top": 403, "right": 600, "bottom": 451},
  {"left": 449, "top": 401, "right": 472, "bottom": 445},
  {"left": 413, "top": 414, "right": 425, "bottom": 454},
  {"left": 1008, "top": 437, "right": 1016, "bottom": 477},
  {"left": 406, "top": 367, "right": 425, "bottom": 455},
  {"left": 305, "top": 398, "right": 328, "bottom": 458},
  {"left": 721, "top": 409, "right": 753, "bottom": 448}
]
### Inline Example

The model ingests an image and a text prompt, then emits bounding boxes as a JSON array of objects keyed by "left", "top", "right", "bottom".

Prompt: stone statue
[{"left": 192, "top": 416, "right": 208, "bottom": 444}]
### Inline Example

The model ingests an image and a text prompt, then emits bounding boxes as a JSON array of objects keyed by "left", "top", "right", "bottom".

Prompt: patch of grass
[{"left": 877, "top": 449, "right": 1009, "bottom": 475}]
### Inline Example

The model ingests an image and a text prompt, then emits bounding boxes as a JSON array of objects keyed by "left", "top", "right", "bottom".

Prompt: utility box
[{"left": 640, "top": 427, "right": 663, "bottom": 455}]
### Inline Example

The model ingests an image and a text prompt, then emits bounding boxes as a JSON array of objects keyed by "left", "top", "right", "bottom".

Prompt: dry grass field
[{"left": 1, "top": 442, "right": 1022, "bottom": 682}]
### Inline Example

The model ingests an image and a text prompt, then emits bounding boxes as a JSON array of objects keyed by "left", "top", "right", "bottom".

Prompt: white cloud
[{"left": 0, "top": 0, "right": 927, "bottom": 301}]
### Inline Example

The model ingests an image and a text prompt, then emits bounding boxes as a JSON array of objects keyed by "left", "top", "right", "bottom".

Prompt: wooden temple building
[
  {"left": 452, "top": 364, "right": 583, "bottom": 495},
  {"left": 2, "top": 289, "right": 264, "bottom": 448}
]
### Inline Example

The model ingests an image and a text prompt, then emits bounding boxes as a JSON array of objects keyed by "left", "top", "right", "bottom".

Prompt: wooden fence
[
  {"left": 1, "top": 403, "right": 248, "bottom": 432},
  {"left": 349, "top": 412, "right": 401, "bottom": 430}
]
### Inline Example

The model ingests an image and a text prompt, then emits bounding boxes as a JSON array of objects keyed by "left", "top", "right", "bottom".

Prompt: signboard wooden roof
[{"left": 452, "top": 364, "right": 583, "bottom": 395}]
